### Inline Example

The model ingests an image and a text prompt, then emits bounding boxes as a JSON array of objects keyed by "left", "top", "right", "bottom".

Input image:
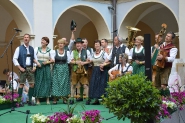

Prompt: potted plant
[
  {"left": 102, "top": 74, "right": 162, "bottom": 123},
  {"left": 81, "top": 110, "right": 103, "bottom": 123},
  {"left": 0, "top": 92, "right": 21, "bottom": 110}
]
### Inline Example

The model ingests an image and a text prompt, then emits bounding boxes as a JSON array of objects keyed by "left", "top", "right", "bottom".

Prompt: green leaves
[{"left": 102, "top": 74, "right": 162, "bottom": 123}]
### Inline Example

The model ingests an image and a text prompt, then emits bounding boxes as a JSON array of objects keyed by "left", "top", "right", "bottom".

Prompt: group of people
[{"left": 3, "top": 28, "right": 177, "bottom": 106}]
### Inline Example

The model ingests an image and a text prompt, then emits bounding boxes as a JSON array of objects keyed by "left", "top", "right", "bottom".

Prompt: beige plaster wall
[
  {"left": 0, "top": 20, "right": 19, "bottom": 80},
  {"left": 79, "top": 21, "right": 98, "bottom": 49}
]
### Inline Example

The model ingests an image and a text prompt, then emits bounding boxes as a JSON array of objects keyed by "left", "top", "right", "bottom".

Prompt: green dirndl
[
  {"left": 34, "top": 61, "right": 51, "bottom": 97},
  {"left": 132, "top": 61, "right": 145, "bottom": 75},
  {"left": 51, "top": 63, "right": 70, "bottom": 97}
]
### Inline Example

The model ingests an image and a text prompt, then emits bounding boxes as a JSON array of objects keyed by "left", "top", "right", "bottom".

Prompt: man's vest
[
  {"left": 160, "top": 43, "right": 176, "bottom": 67},
  {"left": 73, "top": 49, "right": 88, "bottom": 71},
  {"left": 18, "top": 45, "right": 34, "bottom": 68},
  {"left": 111, "top": 45, "right": 126, "bottom": 66}
]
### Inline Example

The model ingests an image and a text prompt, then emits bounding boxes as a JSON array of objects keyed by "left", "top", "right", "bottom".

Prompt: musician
[
  {"left": 3, "top": 68, "right": 19, "bottom": 82},
  {"left": 70, "top": 38, "right": 91, "bottom": 104},
  {"left": 108, "top": 53, "right": 133, "bottom": 80},
  {"left": 155, "top": 32, "right": 178, "bottom": 89},
  {"left": 151, "top": 33, "right": 163, "bottom": 54},
  {"left": 88, "top": 40, "right": 110, "bottom": 105},
  {"left": 3, "top": 68, "right": 19, "bottom": 92},
  {"left": 108, "top": 36, "right": 130, "bottom": 67},
  {"left": 151, "top": 33, "right": 163, "bottom": 83},
  {"left": 130, "top": 36, "right": 145, "bottom": 75}
]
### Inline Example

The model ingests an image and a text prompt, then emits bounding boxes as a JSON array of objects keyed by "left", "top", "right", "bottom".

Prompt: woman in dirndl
[
  {"left": 34, "top": 37, "right": 52, "bottom": 105},
  {"left": 88, "top": 40, "right": 110, "bottom": 105},
  {"left": 50, "top": 38, "right": 71, "bottom": 104},
  {"left": 130, "top": 36, "right": 145, "bottom": 75}
]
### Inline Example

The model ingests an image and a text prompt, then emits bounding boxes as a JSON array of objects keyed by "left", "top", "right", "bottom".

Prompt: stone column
[{"left": 33, "top": 0, "right": 53, "bottom": 49}]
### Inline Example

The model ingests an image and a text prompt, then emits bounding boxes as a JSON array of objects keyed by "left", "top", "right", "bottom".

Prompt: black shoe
[
  {"left": 86, "top": 100, "right": 91, "bottom": 105},
  {"left": 76, "top": 97, "right": 83, "bottom": 102},
  {"left": 69, "top": 100, "right": 74, "bottom": 105},
  {"left": 92, "top": 100, "right": 100, "bottom": 105},
  {"left": 28, "top": 102, "right": 36, "bottom": 106}
]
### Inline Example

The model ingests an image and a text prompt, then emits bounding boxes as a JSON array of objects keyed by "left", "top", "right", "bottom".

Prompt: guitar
[
  {"left": 109, "top": 70, "right": 121, "bottom": 82},
  {"left": 109, "top": 64, "right": 132, "bottom": 82}
]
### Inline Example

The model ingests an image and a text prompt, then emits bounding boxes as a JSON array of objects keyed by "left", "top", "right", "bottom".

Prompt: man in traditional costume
[{"left": 70, "top": 38, "right": 91, "bottom": 104}]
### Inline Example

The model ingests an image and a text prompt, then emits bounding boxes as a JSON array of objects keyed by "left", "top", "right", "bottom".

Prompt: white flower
[
  {"left": 163, "top": 101, "right": 177, "bottom": 110},
  {"left": 30, "top": 113, "right": 48, "bottom": 123}
]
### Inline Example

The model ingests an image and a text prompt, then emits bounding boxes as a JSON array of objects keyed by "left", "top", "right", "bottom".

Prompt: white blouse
[
  {"left": 50, "top": 50, "right": 71, "bottom": 63},
  {"left": 108, "top": 63, "right": 133, "bottom": 73}
]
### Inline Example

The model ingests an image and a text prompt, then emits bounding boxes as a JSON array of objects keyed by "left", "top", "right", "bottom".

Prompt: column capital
[
  {"left": 16, "top": 35, "right": 35, "bottom": 40},
  {"left": 0, "top": 42, "right": 7, "bottom": 47},
  {"left": 53, "top": 35, "right": 58, "bottom": 39}
]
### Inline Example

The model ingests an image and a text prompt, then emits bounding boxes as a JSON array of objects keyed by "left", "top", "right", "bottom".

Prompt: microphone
[{"left": 14, "top": 28, "right": 22, "bottom": 32}]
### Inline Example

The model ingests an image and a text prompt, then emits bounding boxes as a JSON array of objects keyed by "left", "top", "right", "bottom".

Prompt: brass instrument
[
  {"left": 126, "top": 26, "right": 141, "bottom": 49},
  {"left": 151, "top": 23, "right": 167, "bottom": 68}
]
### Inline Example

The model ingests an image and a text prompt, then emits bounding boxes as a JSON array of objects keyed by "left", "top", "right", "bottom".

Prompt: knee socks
[
  {"left": 80, "top": 86, "right": 84, "bottom": 98},
  {"left": 18, "top": 88, "right": 23, "bottom": 97},
  {"left": 28, "top": 87, "right": 34, "bottom": 103}
]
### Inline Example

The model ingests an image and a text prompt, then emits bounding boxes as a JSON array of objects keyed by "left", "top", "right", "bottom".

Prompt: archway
[
  {"left": 0, "top": 1, "right": 31, "bottom": 80},
  {"left": 119, "top": 2, "right": 179, "bottom": 57},
  {"left": 53, "top": 5, "right": 110, "bottom": 48}
]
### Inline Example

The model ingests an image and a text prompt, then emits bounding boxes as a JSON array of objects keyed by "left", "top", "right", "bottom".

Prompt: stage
[{"left": 0, "top": 100, "right": 130, "bottom": 123}]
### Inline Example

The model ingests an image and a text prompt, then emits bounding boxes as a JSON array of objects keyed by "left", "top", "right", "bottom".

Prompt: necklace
[
  {"left": 58, "top": 49, "right": 64, "bottom": 54},
  {"left": 95, "top": 50, "right": 101, "bottom": 54}
]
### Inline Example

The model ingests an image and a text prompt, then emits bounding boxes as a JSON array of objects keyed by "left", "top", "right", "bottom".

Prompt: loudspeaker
[{"left": 144, "top": 34, "right": 152, "bottom": 81}]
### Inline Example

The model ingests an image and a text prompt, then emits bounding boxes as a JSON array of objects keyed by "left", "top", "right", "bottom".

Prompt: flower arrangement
[
  {"left": 170, "top": 89, "right": 185, "bottom": 110},
  {"left": 66, "top": 115, "right": 83, "bottom": 123},
  {"left": 0, "top": 93, "right": 21, "bottom": 106},
  {"left": 81, "top": 110, "right": 102, "bottom": 123},
  {"left": 156, "top": 98, "right": 177, "bottom": 121},
  {"left": 156, "top": 82, "right": 185, "bottom": 122},
  {"left": 30, "top": 109, "right": 103, "bottom": 123},
  {"left": 30, "top": 113, "right": 49, "bottom": 123},
  {"left": 47, "top": 112, "right": 70, "bottom": 123},
  {"left": 169, "top": 79, "right": 185, "bottom": 110},
  {"left": 0, "top": 96, "right": 6, "bottom": 104}
]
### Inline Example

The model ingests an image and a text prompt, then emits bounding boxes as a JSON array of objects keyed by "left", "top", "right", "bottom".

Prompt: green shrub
[{"left": 102, "top": 74, "right": 162, "bottom": 123}]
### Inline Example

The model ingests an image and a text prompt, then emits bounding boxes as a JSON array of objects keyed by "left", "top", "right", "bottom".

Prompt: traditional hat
[
  {"left": 74, "top": 38, "right": 84, "bottom": 43},
  {"left": 71, "top": 20, "right": 77, "bottom": 31}
]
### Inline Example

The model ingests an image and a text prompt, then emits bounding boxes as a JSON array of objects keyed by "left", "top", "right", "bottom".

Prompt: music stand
[{"left": 0, "top": 29, "right": 30, "bottom": 123}]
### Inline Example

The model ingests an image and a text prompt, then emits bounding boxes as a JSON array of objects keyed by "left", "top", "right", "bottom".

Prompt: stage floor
[{"left": 0, "top": 100, "right": 130, "bottom": 123}]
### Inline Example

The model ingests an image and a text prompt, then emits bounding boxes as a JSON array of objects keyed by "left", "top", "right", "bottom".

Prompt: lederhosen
[{"left": 71, "top": 49, "right": 88, "bottom": 85}]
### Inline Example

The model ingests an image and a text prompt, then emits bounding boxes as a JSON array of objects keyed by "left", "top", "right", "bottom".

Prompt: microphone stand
[{"left": 0, "top": 30, "right": 30, "bottom": 123}]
